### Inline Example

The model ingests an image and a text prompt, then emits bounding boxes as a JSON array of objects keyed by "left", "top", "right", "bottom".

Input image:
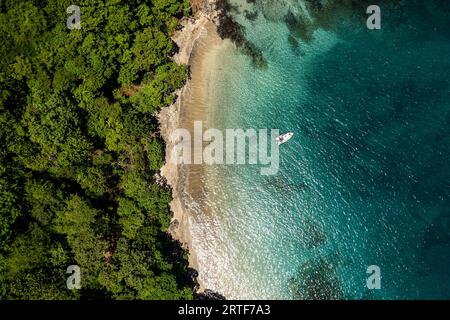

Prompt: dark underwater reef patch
[
  {"left": 288, "top": 255, "right": 343, "bottom": 300},
  {"left": 300, "top": 220, "right": 327, "bottom": 249},
  {"left": 247, "top": 0, "right": 400, "bottom": 46},
  {"left": 244, "top": 9, "right": 259, "bottom": 21},
  {"left": 213, "top": 0, "right": 399, "bottom": 63},
  {"left": 215, "top": 0, "right": 268, "bottom": 68},
  {"left": 298, "top": 0, "right": 401, "bottom": 42}
]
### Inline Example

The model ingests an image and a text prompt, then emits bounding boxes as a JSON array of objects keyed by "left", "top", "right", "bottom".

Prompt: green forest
[{"left": 0, "top": 0, "right": 194, "bottom": 299}]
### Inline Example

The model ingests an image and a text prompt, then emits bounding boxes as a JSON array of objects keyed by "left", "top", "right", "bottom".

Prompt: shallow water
[{"left": 190, "top": 0, "right": 450, "bottom": 299}]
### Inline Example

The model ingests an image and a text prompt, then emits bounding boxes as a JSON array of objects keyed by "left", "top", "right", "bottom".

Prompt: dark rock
[{"left": 195, "top": 289, "right": 227, "bottom": 300}]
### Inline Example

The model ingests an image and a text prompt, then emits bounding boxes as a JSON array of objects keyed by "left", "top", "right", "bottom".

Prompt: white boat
[{"left": 275, "top": 132, "right": 294, "bottom": 145}]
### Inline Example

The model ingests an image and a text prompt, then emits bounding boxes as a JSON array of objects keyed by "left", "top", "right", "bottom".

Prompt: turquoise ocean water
[{"left": 192, "top": 0, "right": 450, "bottom": 299}]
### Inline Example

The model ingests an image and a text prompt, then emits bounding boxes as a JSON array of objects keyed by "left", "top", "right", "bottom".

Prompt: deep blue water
[{"left": 197, "top": 0, "right": 450, "bottom": 299}]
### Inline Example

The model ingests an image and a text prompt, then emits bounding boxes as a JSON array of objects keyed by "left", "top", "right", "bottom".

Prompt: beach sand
[{"left": 158, "top": 2, "right": 230, "bottom": 293}]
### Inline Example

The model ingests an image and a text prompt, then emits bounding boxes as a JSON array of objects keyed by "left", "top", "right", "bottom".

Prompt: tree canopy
[{"left": 0, "top": 0, "right": 193, "bottom": 300}]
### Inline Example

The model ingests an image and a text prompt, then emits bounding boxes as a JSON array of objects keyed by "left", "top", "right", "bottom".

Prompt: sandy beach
[{"left": 158, "top": 0, "right": 229, "bottom": 293}]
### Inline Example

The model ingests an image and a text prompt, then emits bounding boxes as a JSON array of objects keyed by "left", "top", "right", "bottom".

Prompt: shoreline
[{"left": 158, "top": 1, "right": 226, "bottom": 294}]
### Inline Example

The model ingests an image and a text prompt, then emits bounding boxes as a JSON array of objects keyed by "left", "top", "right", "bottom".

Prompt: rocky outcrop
[{"left": 195, "top": 289, "right": 227, "bottom": 300}]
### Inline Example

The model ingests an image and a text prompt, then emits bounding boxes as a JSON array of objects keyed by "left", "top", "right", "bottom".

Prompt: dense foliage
[{"left": 0, "top": 0, "right": 193, "bottom": 299}]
